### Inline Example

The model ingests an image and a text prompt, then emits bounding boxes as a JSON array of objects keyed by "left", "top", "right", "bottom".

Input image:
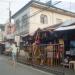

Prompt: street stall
[
  {"left": 54, "top": 20, "right": 75, "bottom": 69},
  {"left": 55, "top": 29, "right": 75, "bottom": 60},
  {"left": 17, "top": 28, "right": 64, "bottom": 66}
]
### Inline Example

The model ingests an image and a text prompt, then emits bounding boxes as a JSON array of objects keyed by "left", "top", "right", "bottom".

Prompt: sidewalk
[{"left": 17, "top": 57, "right": 75, "bottom": 75}]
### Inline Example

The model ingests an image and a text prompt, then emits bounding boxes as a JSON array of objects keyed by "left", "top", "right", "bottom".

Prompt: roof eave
[
  {"left": 12, "top": 1, "right": 75, "bottom": 18},
  {"left": 12, "top": 0, "right": 34, "bottom": 18},
  {"left": 31, "top": 2, "right": 75, "bottom": 17}
]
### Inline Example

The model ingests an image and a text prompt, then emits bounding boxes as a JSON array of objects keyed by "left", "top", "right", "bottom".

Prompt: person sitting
[
  {"left": 64, "top": 56, "right": 69, "bottom": 64},
  {"left": 61, "top": 56, "right": 69, "bottom": 68}
]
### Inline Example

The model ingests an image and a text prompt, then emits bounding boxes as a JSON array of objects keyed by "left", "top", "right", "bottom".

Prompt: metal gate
[{"left": 17, "top": 44, "right": 64, "bottom": 67}]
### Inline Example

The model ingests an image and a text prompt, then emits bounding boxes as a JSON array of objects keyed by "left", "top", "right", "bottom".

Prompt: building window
[
  {"left": 40, "top": 14, "right": 48, "bottom": 24},
  {"left": 15, "top": 19, "right": 20, "bottom": 30},
  {"left": 56, "top": 18, "right": 62, "bottom": 23},
  {"left": 22, "top": 14, "right": 28, "bottom": 26}
]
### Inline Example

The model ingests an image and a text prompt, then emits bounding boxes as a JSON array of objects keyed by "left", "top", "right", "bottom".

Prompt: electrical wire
[
  {"left": 14, "top": 0, "right": 62, "bottom": 24},
  {"left": 0, "top": 0, "right": 61, "bottom": 24}
]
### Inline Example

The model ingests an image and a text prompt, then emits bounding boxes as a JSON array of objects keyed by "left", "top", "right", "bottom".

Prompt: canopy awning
[{"left": 55, "top": 25, "right": 75, "bottom": 31}]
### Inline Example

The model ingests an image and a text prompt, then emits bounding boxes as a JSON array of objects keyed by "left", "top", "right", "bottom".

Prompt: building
[
  {"left": 0, "top": 24, "right": 5, "bottom": 32},
  {"left": 4, "top": 21, "right": 16, "bottom": 40},
  {"left": 0, "top": 24, "right": 5, "bottom": 42},
  {"left": 0, "top": 24, "right": 5, "bottom": 54},
  {"left": 12, "top": 0, "right": 75, "bottom": 36}
]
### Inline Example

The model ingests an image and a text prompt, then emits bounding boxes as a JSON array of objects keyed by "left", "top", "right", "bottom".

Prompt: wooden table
[{"left": 69, "top": 61, "right": 75, "bottom": 70}]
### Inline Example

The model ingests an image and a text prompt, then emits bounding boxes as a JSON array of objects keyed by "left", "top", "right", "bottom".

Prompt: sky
[{"left": 0, "top": 0, "right": 75, "bottom": 24}]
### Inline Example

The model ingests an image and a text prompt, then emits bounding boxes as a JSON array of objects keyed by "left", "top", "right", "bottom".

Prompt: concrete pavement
[{"left": 0, "top": 55, "right": 55, "bottom": 75}]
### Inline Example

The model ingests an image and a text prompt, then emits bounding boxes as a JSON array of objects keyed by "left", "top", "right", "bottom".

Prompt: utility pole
[
  {"left": 46, "top": 0, "right": 52, "bottom": 5},
  {"left": 46, "top": 0, "right": 61, "bottom": 6},
  {"left": 0, "top": 0, "right": 12, "bottom": 23},
  {"left": 9, "top": 1, "right": 11, "bottom": 23}
]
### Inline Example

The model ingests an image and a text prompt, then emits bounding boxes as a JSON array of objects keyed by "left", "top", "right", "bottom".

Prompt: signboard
[
  {"left": 70, "top": 41, "right": 75, "bottom": 56},
  {"left": 15, "top": 36, "right": 20, "bottom": 42},
  {"left": 66, "top": 51, "right": 70, "bottom": 55},
  {"left": 5, "top": 23, "right": 16, "bottom": 34},
  {"left": 6, "top": 34, "right": 14, "bottom": 39},
  {"left": 15, "top": 36, "right": 20, "bottom": 46},
  {"left": 70, "top": 49, "right": 75, "bottom": 56}
]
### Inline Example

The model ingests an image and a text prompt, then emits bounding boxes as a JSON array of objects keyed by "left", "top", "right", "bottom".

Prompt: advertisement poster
[{"left": 70, "top": 41, "right": 75, "bottom": 56}]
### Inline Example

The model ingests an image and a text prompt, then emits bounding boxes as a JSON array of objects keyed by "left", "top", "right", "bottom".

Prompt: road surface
[{"left": 0, "top": 55, "right": 55, "bottom": 75}]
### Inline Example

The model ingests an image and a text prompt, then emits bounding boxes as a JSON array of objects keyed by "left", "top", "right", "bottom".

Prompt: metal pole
[{"left": 9, "top": 1, "right": 11, "bottom": 23}]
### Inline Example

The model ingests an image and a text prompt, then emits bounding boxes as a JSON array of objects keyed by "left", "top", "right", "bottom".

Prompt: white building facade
[{"left": 12, "top": 1, "right": 75, "bottom": 36}]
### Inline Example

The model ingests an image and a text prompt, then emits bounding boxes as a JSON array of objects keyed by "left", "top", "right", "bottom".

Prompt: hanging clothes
[{"left": 35, "top": 32, "right": 41, "bottom": 45}]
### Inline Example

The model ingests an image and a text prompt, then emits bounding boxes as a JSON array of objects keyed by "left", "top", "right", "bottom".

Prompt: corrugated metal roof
[
  {"left": 55, "top": 25, "right": 75, "bottom": 31},
  {"left": 55, "top": 19, "right": 75, "bottom": 31},
  {"left": 61, "top": 19, "right": 75, "bottom": 27}
]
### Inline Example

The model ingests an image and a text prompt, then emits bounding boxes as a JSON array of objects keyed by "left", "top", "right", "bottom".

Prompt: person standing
[{"left": 11, "top": 42, "right": 17, "bottom": 66}]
